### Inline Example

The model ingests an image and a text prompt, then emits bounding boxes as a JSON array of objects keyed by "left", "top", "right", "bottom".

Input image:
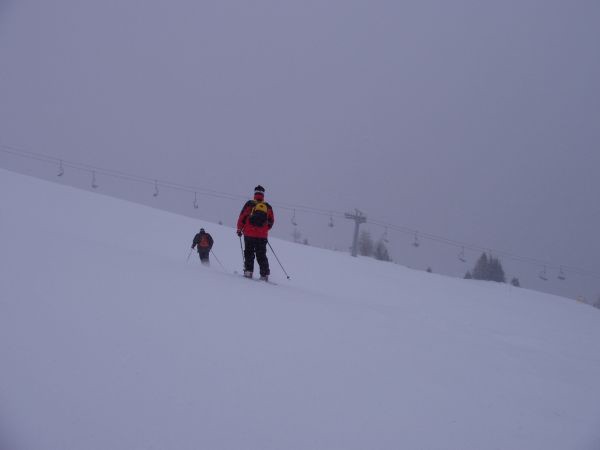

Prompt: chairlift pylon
[
  {"left": 57, "top": 160, "right": 64, "bottom": 177},
  {"left": 91, "top": 171, "right": 98, "bottom": 189},
  {"left": 291, "top": 209, "right": 298, "bottom": 227},
  {"left": 193, "top": 192, "right": 199, "bottom": 209},
  {"left": 328, "top": 213, "right": 334, "bottom": 228},
  {"left": 153, "top": 180, "right": 159, "bottom": 197}
]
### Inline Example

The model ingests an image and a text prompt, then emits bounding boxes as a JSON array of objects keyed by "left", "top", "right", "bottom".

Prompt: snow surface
[{"left": 1, "top": 168, "right": 600, "bottom": 450}]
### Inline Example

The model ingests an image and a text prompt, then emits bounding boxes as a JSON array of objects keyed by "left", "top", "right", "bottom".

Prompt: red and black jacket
[
  {"left": 237, "top": 196, "right": 275, "bottom": 239},
  {"left": 192, "top": 232, "right": 213, "bottom": 251}
]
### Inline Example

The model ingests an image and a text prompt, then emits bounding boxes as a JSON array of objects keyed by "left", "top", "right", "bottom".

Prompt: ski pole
[
  {"left": 267, "top": 241, "right": 291, "bottom": 279},
  {"left": 239, "top": 234, "right": 245, "bottom": 267},
  {"left": 210, "top": 249, "right": 226, "bottom": 271},
  {"left": 186, "top": 248, "right": 193, "bottom": 262}
]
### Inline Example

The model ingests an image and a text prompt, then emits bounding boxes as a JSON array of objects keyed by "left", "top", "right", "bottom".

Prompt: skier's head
[
  {"left": 254, "top": 185, "right": 265, "bottom": 201},
  {"left": 199, "top": 228, "right": 205, "bottom": 234}
]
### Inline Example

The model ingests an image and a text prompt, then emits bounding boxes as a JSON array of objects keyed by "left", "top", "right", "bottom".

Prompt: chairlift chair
[
  {"left": 382, "top": 227, "right": 389, "bottom": 243},
  {"left": 458, "top": 246, "right": 467, "bottom": 263},
  {"left": 539, "top": 266, "right": 548, "bottom": 281},
  {"left": 412, "top": 232, "right": 420, "bottom": 248}
]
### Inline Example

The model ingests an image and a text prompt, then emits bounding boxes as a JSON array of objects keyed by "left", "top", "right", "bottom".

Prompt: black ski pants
[
  {"left": 198, "top": 249, "right": 210, "bottom": 265},
  {"left": 244, "top": 236, "right": 269, "bottom": 276}
]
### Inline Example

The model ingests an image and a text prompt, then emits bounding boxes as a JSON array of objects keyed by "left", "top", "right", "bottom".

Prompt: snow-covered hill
[{"left": 1, "top": 168, "right": 599, "bottom": 450}]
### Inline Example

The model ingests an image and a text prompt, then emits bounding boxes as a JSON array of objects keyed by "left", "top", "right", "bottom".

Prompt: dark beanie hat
[{"left": 254, "top": 185, "right": 265, "bottom": 194}]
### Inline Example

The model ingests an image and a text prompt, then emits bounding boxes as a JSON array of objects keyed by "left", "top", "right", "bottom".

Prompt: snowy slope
[{"left": 1, "top": 168, "right": 600, "bottom": 450}]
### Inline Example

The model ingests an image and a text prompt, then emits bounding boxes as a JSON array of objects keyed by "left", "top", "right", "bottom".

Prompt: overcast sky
[{"left": 1, "top": 0, "right": 599, "bottom": 300}]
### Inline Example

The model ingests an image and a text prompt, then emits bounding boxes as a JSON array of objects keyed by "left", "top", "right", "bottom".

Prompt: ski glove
[{"left": 237, "top": 230, "right": 242, "bottom": 237}]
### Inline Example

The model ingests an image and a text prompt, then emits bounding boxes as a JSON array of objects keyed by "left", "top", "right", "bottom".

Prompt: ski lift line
[
  {"left": 274, "top": 205, "right": 347, "bottom": 222},
  {"left": 2, "top": 145, "right": 347, "bottom": 217},
  {"left": 370, "top": 219, "right": 540, "bottom": 263},
  {"left": 1, "top": 144, "right": 246, "bottom": 201},
  {"left": 1, "top": 146, "right": 57, "bottom": 164},
  {"left": 271, "top": 201, "right": 347, "bottom": 217},
  {"left": 1, "top": 146, "right": 245, "bottom": 202},
  {"left": 3, "top": 144, "right": 598, "bottom": 279},
  {"left": 368, "top": 219, "right": 600, "bottom": 280},
  {"left": 2, "top": 144, "right": 143, "bottom": 180},
  {"left": 1, "top": 146, "right": 154, "bottom": 186},
  {"left": 4, "top": 145, "right": 597, "bottom": 279},
  {"left": 3, "top": 143, "right": 600, "bottom": 281},
  {"left": 2, "top": 145, "right": 344, "bottom": 212},
  {"left": 1, "top": 145, "right": 352, "bottom": 221},
  {"left": 2, "top": 145, "right": 349, "bottom": 217}
]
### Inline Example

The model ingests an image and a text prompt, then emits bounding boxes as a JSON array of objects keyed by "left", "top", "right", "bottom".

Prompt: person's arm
[{"left": 237, "top": 202, "right": 252, "bottom": 233}]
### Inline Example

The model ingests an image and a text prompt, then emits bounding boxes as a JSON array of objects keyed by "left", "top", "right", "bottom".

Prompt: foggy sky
[{"left": 1, "top": 0, "right": 599, "bottom": 300}]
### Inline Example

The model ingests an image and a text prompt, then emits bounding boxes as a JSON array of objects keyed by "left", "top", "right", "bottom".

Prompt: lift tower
[{"left": 345, "top": 209, "right": 367, "bottom": 257}]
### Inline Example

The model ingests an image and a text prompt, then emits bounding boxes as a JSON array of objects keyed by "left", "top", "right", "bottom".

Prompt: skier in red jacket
[{"left": 236, "top": 185, "right": 275, "bottom": 281}]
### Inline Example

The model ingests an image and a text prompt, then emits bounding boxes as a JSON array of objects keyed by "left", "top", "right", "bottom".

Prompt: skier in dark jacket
[
  {"left": 191, "top": 228, "right": 214, "bottom": 265},
  {"left": 236, "top": 185, "right": 275, "bottom": 281}
]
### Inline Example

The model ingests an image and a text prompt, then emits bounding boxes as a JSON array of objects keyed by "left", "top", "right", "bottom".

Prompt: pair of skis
[{"left": 233, "top": 270, "right": 278, "bottom": 285}]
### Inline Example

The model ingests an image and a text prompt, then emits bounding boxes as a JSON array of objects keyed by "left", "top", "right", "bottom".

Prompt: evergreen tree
[
  {"left": 510, "top": 277, "right": 520, "bottom": 287},
  {"left": 373, "top": 239, "right": 391, "bottom": 261},
  {"left": 465, "top": 271, "right": 473, "bottom": 279},
  {"left": 292, "top": 228, "right": 301, "bottom": 244},
  {"left": 488, "top": 256, "right": 506, "bottom": 282},
  {"left": 471, "top": 252, "right": 506, "bottom": 282},
  {"left": 426, "top": 267, "right": 432, "bottom": 273},
  {"left": 358, "top": 230, "right": 374, "bottom": 257},
  {"left": 472, "top": 253, "right": 489, "bottom": 280}
]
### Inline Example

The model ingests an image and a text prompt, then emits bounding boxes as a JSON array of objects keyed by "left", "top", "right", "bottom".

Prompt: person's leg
[
  {"left": 243, "top": 236, "right": 255, "bottom": 276},
  {"left": 199, "top": 250, "right": 210, "bottom": 265},
  {"left": 255, "top": 239, "right": 270, "bottom": 278}
]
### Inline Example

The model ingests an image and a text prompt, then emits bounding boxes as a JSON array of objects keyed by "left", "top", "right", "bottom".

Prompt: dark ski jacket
[{"left": 192, "top": 232, "right": 213, "bottom": 252}]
